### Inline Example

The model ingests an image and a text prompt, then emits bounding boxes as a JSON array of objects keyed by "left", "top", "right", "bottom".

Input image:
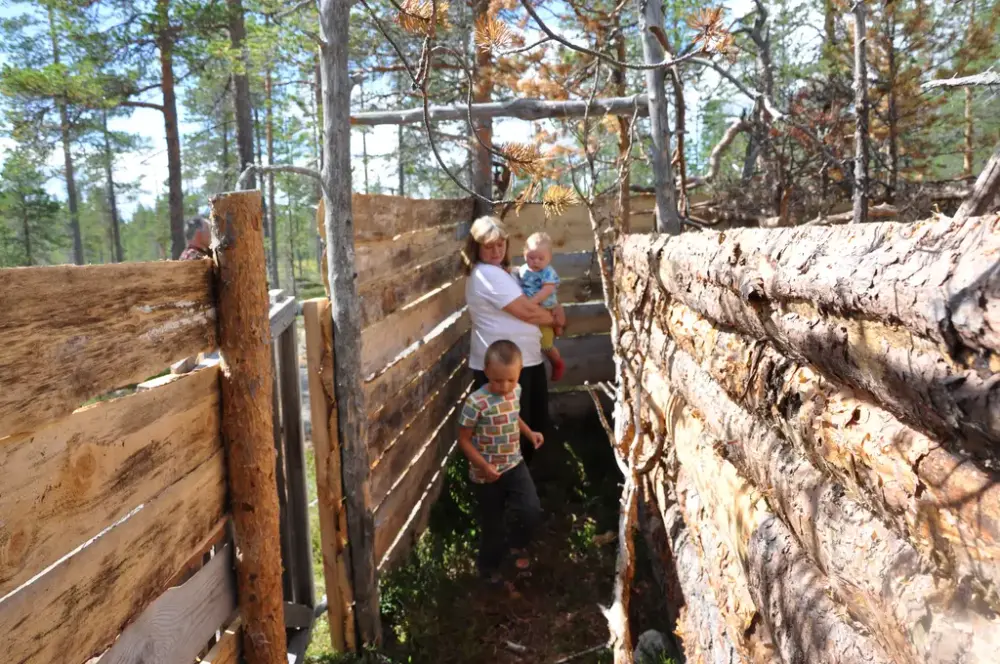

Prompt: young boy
[
  {"left": 458, "top": 340, "right": 544, "bottom": 582},
  {"left": 517, "top": 232, "right": 566, "bottom": 381}
]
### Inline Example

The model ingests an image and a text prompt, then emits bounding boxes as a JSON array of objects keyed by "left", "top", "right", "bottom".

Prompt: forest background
[{"left": 1, "top": 0, "right": 998, "bottom": 295}]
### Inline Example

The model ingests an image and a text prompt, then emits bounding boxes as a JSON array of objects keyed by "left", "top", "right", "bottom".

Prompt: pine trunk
[
  {"left": 852, "top": 0, "right": 869, "bottom": 224},
  {"left": 635, "top": 0, "right": 680, "bottom": 234},
  {"left": 613, "top": 32, "right": 631, "bottom": 231},
  {"left": 265, "top": 64, "right": 280, "bottom": 287},
  {"left": 158, "top": 0, "right": 185, "bottom": 260},
  {"left": 471, "top": 0, "right": 493, "bottom": 216},
  {"left": 228, "top": 0, "right": 255, "bottom": 189},
  {"left": 102, "top": 111, "right": 124, "bottom": 263},
  {"left": 318, "top": 0, "right": 382, "bottom": 646},
  {"left": 20, "top": 196, "right": 32, "bottom": 266},
  {"left": 48, "top": 7, "right": 83, "bottom": 265}
]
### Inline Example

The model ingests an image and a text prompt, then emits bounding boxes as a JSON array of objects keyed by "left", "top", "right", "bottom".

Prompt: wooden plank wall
[{"left": 0, "top": 260, "right": 239, "bottom": 664}]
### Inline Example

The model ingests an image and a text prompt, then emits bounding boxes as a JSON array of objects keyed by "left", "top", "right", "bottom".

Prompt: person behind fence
[
  {"left": 458, "top": 340, "right": 544, "bottom": 582},
  {"left": 462, "top": 215, "right": 565, "bottom": 468},
  {"left": 179, "top": 216, "right": 212, "bottom": 261},
  {"left": 516, "top": 231, "right": 566, "bottom": 382}
]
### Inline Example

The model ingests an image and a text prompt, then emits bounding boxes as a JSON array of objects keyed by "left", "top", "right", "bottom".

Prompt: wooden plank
[
  {"left": 361, "top": 279, "right": 466, "bottom": 377},
  {"left": 269, "top": 295, "right": 298, "bottom": 339},
  {"left": 364, "top": 310, "right": 470, "bottom": 410},
  {"left": 0, "top": 366, "right": 222, "bottom": 598},
  {"left": 279, "top": 320, "right": 316, "bottom": 608},
  {"left": 353, "top": 193, "right": 473, "bottom": 242},
  {"left": 376, "top": 448, "right": 450, "bottom": 574},
  {"left": 370, "top": 366, "right": 471, "bottom": 507},
  {"left": 0, "top": 260, "right": 217, "bottom": 438},
  {"left": 563, "top": 301, "right": 611, "bottom": 336},
  {"left": 100, "top": 544, "right": 236, "bottom": 664},
  {"left": 374, "top": 417, "right": 459, "bottom": 563},
  {"left": 355, "top": 223, "right": 464, "bottom": 287},
  {"left": 0, "top": 451, "right": 227, "bottom": 664},
  {"left": 367, "top": 337, "right": 466, "bottom": 459},
  {"left": 201, "top": 616, "right": 241, "bottom": 664},
  {"left": 359, "top": 254, "right": 464, "bottom": 329},
  {"left": 302, "top": 299, "right": 354, "bottom": 653},
  {"left": 553, "top": 334, "right": 614, "bottom": 386}
]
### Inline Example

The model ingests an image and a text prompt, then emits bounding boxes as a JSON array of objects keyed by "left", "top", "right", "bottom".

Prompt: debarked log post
[{"left": 210, "top": 189, "right": 288, "bottom": 664}]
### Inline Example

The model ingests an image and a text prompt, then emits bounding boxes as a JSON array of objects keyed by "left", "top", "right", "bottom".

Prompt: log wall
[{"left": 614, "top": 213, "right": 1000, "bottom": 664}]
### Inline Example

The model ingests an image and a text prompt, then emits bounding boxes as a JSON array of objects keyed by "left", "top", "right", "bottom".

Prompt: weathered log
[
  {"left": 209, "top": 190, "right": 287, "bottom": 664},
  {"left": 618, "top": 217, "right": 1000, "bottom": 455},
  {"left": 667, "top": 413, "right": 889, "bottom": 664},
  {"left": 624, "top": 324, "right": 1000, "bottom": 664},
  {"left": 663, "top": 299, "right": 1000, "bottom": 594},
  {"left": 350, "top": 95, "right": 649, "bottom": 126},
  {"left": 955, "top": 142, "right": 1000, "bottom": 222}
]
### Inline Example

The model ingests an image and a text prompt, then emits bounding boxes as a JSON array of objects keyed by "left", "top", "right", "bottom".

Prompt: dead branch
[
  {"left": 351, "top": 95, "right": 649, "bottom": 125},
  {"left": 237, "top": 164, "right": 326, "bottom": 198},
  {"left": 922, "top": 69, "right": 1000, "bottom": 90},
  {"left": 689, "top": 118, "right": 750, "bottom": 187},
  {"left": 954, "top": 141, "right": 1000, "bottom": 222}
]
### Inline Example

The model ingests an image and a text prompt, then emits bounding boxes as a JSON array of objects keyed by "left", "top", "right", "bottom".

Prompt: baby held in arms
[{"left": 516, "top": 231, "right": 565, "bottom": 382}]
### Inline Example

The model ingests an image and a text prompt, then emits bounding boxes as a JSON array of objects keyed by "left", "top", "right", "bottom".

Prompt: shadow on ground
[{"left": 306, "top": 407, "right": 670, "bottom": 664}]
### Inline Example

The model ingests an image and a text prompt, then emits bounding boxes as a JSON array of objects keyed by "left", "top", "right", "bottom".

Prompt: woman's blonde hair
[{"left": 461, "top": 215, "right": 511, "bottom": 274}]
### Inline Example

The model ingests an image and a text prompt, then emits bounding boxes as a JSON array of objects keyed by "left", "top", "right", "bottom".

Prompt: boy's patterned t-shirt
[
  {"left": 517, "top": 264, "right": 560, "bottom": 309},
  {"left": 458, "top": 384, "right": 523, "bottom": 483}
]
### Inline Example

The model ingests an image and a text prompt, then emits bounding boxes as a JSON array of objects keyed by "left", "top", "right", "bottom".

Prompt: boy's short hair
[
  {"left": 484, "top": 340, "right": 522, "bottom": 368},
  {"left": 525, "top": 231, "right": 552, "bottom": 252}
]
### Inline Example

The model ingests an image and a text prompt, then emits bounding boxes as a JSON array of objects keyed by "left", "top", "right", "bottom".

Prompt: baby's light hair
[
  {"left": 484, "top": 339, "right": 522, "bottom": 369},
  {"left": 525, "top": 231, "right": 552, "bottom": 252}
]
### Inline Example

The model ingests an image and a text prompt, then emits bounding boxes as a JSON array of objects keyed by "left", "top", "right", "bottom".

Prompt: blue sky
[{"left": 0, "top": 0, "right": 760, "bottom": 216}]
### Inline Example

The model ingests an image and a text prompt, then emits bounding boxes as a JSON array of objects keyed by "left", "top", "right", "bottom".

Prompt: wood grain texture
[
  {"left": 0, "top": 260, "right": 216, "bottom": 438},
  {"left": 269, "top": 294, "right": 298, "bottom": 339},
  {"left": 0, "top": 451, "right": 227, "bottom": 664},
  {"left": 355, "top": 223, "right": 464, "bottom": 287},
  {"left": 562, "top": 302, "right": 611, "bottom": 336},
  {"left": 201, "top": 616, "right": 241, "bottom": 664},
  {"left": 552, "top": 334, "right": 614, "bottom": 387},
  {"left": 364, "top": 311, "right": 470, "bottom": 411},
  {"left": 303, "top": 299, "right": 354, "bottom": 653},
  {"left": 367, "top": 338, "right": 466, "bottom": 459},
  {"left": 353, "top": 194, "right": 473, "bottom": 242},
  {"left": 359, "top": 254, "right": 464, "bottom": 329},
  {"left": 370, "top": 365, "right": 470, "bottom": 507},
  {"left": 210, "top": 190, "right": 287, "bottom": 664},
  {"left": 100, "top": 544, "right": 236, "bottom": 664},
  {"left": 0, "top": 366, "right": 222, "bottom": 598},
  {"left": 361, "top": 279, "right": 466, "bottom": 377},
  {"left": 375, "top": 419, "right": 458, "bottom": 565}
]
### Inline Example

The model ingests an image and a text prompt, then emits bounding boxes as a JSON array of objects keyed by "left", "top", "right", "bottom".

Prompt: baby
[{"left": 517, "top": 232, "right": 565, "bottom": 382}]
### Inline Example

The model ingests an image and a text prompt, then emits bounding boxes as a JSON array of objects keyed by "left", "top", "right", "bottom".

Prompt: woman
[{"left": 462, "top": 215, "right": 565, "bottom": 465}]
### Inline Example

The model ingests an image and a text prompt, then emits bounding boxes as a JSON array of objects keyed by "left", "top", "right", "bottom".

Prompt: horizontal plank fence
[{"left": 1, "top": 191, "right": 312, "bottom": 664}]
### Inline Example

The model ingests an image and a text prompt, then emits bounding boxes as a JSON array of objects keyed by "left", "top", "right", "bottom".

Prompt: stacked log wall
[{"left": 614, "top": 213, "right": 1000, "bottom": 664}]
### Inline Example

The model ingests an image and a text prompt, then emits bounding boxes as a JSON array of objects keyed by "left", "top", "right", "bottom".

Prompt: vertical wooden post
[
  {"left": 852, "top": 0, "right": 870, "bottom": 225},
  {"left": 319, "top": 0, "right": 382, "bottom": 645},
  {"left": 304, "top": 299, "right": 356, "bottom": 652},
  {"left": 210, "top": 189, "right": 288, "bottom": 664},
  {"left": 279, "top": 316, "right": 317, "bottom": 607}
]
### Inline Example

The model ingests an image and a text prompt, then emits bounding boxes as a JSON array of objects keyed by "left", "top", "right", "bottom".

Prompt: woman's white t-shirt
[{"left": 466, "top": 263, "right": 543, "bottom": 370}]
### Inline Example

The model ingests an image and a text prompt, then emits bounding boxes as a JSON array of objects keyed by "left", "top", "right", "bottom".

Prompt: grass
[{"left": 302, "top": 410, "right": 670, "bottom": 664}]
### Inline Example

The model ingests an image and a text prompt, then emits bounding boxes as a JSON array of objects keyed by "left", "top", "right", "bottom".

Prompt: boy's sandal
[{"left": 510, "top": 548, "right": 531, "bottom": 571}]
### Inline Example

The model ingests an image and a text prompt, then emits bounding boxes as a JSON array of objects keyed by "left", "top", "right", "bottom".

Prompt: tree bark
[
  {"left": 635, "top": 0, "right": 679, "bottom": 234},
  {"left": 618, "top": 220, "right": 1000, "bottom": 456},
  {"left": 852, "top": 0, "right": 870, "bottom": 224},
  {"left": 614, "top": 32, "right": 631, "bottom": 231},
  {"left": 471, "top": 0, "right": 493, "bottom": 217},
  {"left": 228, "top": 0, "right": 255, "bottom": 189},
  {"left": 157, "top": 0, "right": 185, "bottom": 260},
  {"left": 662, "top": 298, "right": 1000, "bottom": 596},
  {"left": 886, "top": 6, "right": 899, "bottom": 202},
  {"left": 265, "top": 62, "right": 280, "bottom": 287},
  {"left": 668, "top": 67, "right": 687, "bottom": 215},
  {"left": 318, "top": 0, "right": 382, "bottom": 646},
  {"left": 20, "top": 196, "right": 32, "bottom": 266},
  {"left": 209, "top": 189, "right": 288, "bottom": 664},
  {"left": 47, "top": 6, "right": 83, "bottom": 265},
  {"left": 102, "top": 111, "right": 124, "bottom": 263}
]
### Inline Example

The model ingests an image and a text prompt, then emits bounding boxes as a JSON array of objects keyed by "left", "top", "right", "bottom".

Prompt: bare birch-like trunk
[{"left": 852, "top": 0, "right": 870, "bottom": 224}]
